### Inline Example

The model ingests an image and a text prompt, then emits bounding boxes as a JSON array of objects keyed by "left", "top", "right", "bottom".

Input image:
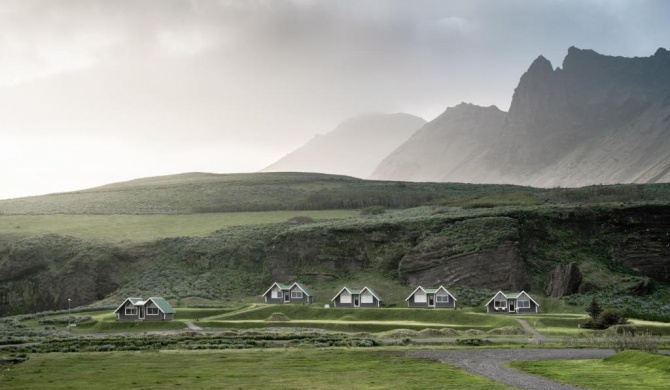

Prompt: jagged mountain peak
[{"left": 372, "top": 47, "right": 670, "bottom": 187}]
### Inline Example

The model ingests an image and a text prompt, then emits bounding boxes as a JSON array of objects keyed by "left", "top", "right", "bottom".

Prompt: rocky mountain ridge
[{"left": 372, "top": 47, "right": 670, "bottom": 187}]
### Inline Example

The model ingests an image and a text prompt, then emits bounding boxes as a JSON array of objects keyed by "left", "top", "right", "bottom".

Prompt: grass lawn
[
  {"left": 0, "top": 349, "right": 514, "bottom": 390},
  {"left": 510, "top": 351, "right": 670, "bottom": 390},
  {"left": 516, "top": 314, "right": 589, "bottom": 337},
  {"left": 0, "top": 210, "right": 357, "bottom": 242},
  {"left": 212, "top": 305, "right": 519, "bottom": 329}
]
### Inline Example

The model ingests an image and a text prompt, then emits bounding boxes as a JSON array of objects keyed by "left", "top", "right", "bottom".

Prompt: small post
[{"left": 67, "top": 298, "right": 71, "bottom": 330}]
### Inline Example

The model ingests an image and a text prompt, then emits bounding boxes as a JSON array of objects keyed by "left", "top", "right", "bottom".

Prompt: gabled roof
[
  {"left": 331, "top": 286, "right": 355, "bottom": 302},
  {"left": 405, "top": 286, "right": 427, "bottom": 301},
  {"left": 147, "top": 297, "right": 176, "bottom": 314},
  {"left": 292, "top": 282, "right": 314, "bottom": 297},
  {"left": 484, "top": 291, "right": 508, "bottom": 307},
  {"left": 433, "top": 286, "right": 457, "bottom": 301},
  {"left": 514, "top": 291, "right": 540, "bottom": 306},
  {"left": 114, "top": 297, "right": 143, "bottom": 313},
  {"left": 405, "top": 286, "right": 456, "bottom": 301},
  {"left": 360, "top": 287, "right": 383, "bottom": 302},
  {"left": 332, "top": 286, "right": 383, "bottom": 302},
  {"left": 484, "top": 291, "right": 539, "bottom": 307},
  {"left": 262, "top": 282, "right": 292, "bottom": 297}
]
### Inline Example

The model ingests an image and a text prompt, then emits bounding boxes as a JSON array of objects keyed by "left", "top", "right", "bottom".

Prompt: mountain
[
  {"left": 371, "top": 47, "right": 670, "bottom": 187},
  {"left": 262, "top": 113, "right": 426, "bottom": 178},
  {"left": 370, "top": 103, "right": 506, "bottom": 182}
]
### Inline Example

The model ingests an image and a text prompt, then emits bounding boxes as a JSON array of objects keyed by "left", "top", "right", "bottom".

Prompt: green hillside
[
  {"left": 0, "top": 172, "right": 669, "bottom": 321},
  {"left": 0, "top": 172, "right": 543, "bottom": 214}
]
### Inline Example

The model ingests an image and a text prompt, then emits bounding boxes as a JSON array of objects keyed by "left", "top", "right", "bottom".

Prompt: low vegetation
[
  {"left": 0, "top": 349, "right": 515, "bottom": 390},
  {"left": 510, "top": 351, "right": 670, "bottom": 390}
]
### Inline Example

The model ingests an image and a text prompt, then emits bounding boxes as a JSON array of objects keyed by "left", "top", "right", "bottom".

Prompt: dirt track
[{"left": 410, "top": 348, "right": 616, "bottom": 390}]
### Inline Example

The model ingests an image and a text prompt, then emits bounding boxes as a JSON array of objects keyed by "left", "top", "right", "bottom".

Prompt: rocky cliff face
[
  {"left": 2, "top": 205, "right": 669, "bottom": 314},
  {"left": 372, "top": 47, "right": 670, "bottom": 187},
  {"left": 0, "top": 235, "right": 138, "bottom": 314},
  {"left": 544, "top": 263, "right": 583, "bottom": 297},
  {"left": 262, "top": 113, "right": 425, "bottom": 178}
]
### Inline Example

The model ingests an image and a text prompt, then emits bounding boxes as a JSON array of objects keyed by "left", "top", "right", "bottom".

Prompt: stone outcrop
[
  {"left": 544, "top": 263, "right": 583, "bottom": 297},
  {"left": 402, "top": 247, "right": 531, "bottom": 292}
]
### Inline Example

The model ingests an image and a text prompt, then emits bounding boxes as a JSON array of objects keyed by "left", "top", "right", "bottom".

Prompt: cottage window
[
  {"left": 125, "top": 306, "right": 137, "bottom": 316},
  {"left": 517, "top": 300, "right": 530, "bottom": 309},
  {"left": 271, "top": 289, "right": 280, "bottom": 299},
  {"left": 147, "top": 306, "right": 159, "bottom": 315},
  {"left": 436, "top": 294, "right": 449, "bottom": 303},
  {"left": 340, "top": 291, "right": 351, "bottom": 303},
  {"left": 414, "top": 292, "right": 427, "bottom": 303},
  {"left": 291, "top": 290, "right": 303, "bottom": 299},
  {"left": 361, "top": 293, "right": 373, "bottom": 304},
  {"left": 494, "top": 300, "right": 506, "bottom": 308}
]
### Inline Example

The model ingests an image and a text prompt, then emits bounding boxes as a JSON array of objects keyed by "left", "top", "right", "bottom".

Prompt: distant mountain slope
[
  {"left": 262, "top": 113, "right": 426, "bottom": 178},
  {"left": 371, "top": 47, "right": 670, "bottom": 187},
  {"left": 370, "top": 103, "right": 506, "bottom": 182}
]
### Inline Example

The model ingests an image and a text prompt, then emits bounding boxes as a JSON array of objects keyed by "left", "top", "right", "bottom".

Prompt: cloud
[{"left": 1, "top": 0, "right": 670, "bottom": 198}]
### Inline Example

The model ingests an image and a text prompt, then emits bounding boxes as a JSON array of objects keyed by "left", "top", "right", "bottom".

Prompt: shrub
[
  {"left": 598, "top": 310, "right": 627, "bottom": 328},
  {"left": 265, "top": 312, "right": 290, "bottom": 322}
]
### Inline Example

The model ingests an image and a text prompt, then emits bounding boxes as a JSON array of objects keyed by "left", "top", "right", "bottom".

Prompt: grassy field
[
  {"left": 209, "top": 305, "right": 519, "bottom": 330},
  {"left": 0, "top": 349, "right": 514, "bottom": 389},
  {"left": 0, "top": 210, "right": 357, "bottom": 242},
  {"left": 516, "top": 313, "right": 590, "bottom": 337},
  {"left": 510, "top": 351, "right": 670, "bottom": 389}
]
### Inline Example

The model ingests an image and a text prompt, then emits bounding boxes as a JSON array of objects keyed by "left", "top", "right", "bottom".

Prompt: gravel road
[{"left": 409, "top": 348, "right": 616, "bottom": 390}]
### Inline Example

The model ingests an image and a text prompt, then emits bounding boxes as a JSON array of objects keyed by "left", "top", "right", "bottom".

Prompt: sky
[{"left": 1, "top": 0, "right": 669, "bottom": 200}]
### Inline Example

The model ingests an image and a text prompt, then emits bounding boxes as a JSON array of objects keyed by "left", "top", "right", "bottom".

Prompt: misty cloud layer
[{"left": 1, "top": 0, "right": 669, "bottom": 199}]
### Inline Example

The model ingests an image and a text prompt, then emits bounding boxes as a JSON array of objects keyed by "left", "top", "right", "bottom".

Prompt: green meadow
[
  {"left": 0, "top": 349, "right": 514, "bottom": 390},
  {"left": 510, "top": 351, "right": 670, "bottom": 390},
  {"left": 0, "top": 210, "right": 357, "bottom": 242}
]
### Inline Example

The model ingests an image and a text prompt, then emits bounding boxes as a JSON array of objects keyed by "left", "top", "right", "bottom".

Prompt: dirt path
[
  {"left": 184, "top": 321, "right": 203, "bottom": 331},
  {"left": 516, "top": 319, "right": 547, "bottom": 341},
  {"left": 410, "top": 348, "right": 616, "bottom": 390}
]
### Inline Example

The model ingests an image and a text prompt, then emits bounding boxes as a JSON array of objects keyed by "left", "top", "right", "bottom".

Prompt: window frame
[{"left": 517, "top": 300, "right": 530, "bottom": 309}]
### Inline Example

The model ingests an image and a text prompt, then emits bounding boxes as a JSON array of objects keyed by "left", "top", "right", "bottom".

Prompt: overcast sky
[{"left": 1, "top": 0, "right": 669, "bottom": 199}]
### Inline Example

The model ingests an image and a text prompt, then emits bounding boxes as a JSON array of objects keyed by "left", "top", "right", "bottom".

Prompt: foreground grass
[
  {"left": 0, "top": 210, "right": 356, "bottom": 242},
  {"left": 0, "top": 349, "right": 513, "bottom": 390},
  {"left": 510, "top": 351, "right": 670, "bottom": 390}
]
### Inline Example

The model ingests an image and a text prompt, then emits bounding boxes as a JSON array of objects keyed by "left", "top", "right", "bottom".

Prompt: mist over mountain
[
  {"left": 370, "top": 103, "right": 506, "bottom": 182},
  {"left": 372, "top": 47, "right": 670, "bottom": 186},
  {"left": 261, "top": 113, "right": 426, "bottom": 178}
]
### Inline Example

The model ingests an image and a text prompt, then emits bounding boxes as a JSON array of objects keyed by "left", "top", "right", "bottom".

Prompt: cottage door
[
  {"left": 509, "top": 302, "right": 515, "bottom": 313},
  {"left": 428, "top": 295, "right": 435, "bottom": 307},
  {"left": 284, "top": 292, "right": 290, "bottom": 303},
  {"left": 139, "top": 306, "right": 145, "bottom": 320},
  {"left": 354, "top": 296, "right": 360, "bottom": 308}
]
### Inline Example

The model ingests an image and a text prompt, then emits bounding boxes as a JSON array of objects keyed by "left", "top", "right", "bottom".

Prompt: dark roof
[{"left": 148, "top": 297, "right": 176, "bottom": 314}]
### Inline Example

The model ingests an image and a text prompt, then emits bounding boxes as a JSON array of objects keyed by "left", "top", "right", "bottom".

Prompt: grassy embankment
[{"left": 510, "top": 350, "right": 670, "bottom": 389}]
